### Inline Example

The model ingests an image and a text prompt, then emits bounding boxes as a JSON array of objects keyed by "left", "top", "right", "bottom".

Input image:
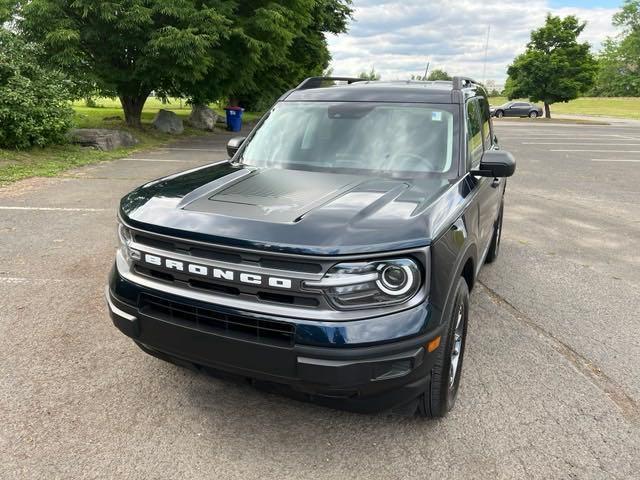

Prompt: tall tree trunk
[
  {"left": 119, "top": 94, "right": 148, "bottom": 128},
  {"left": 544, "top": 102, "right": 551, "bottom": 119}
]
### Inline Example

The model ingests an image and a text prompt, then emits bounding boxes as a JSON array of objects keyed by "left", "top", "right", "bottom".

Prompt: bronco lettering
[{"left": 140, "top": 252, "right": 292, "bottom": 289}]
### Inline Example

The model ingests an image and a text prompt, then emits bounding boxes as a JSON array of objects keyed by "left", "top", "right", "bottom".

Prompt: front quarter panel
[{"left": 428, "top": 177, "right": 479, "bottom": 324}]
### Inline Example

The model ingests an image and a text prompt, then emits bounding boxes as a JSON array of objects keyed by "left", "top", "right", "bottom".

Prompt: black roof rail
[
  {"left": 452, "top": 76, "right": 483, "bottom": 91},
  {"left": 295, "top": 76, "right": 367, "bottom": 90}
]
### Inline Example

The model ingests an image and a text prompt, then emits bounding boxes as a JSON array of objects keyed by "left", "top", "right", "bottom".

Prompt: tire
[
  {"left": 495, "top": 110, "right": 504, "bottom": 118},
  {"left": 485, "top": 202, "right": 503, "bottom": 264},
  {"left": 417, "top": 277, "right": 470, "bottom": 418},
  {"left": 529, "top": 111, "right": 538, "bottom": 118}
]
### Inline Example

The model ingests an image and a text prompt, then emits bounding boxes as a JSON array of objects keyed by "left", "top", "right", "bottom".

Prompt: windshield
[{"left": 240, "top": 102, "right": 458, "bottom": 177}]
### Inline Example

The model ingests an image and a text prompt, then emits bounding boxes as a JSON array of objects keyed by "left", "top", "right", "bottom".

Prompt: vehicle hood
[{"left": 120, "top": 162, "right": 459, "bottom": 255}]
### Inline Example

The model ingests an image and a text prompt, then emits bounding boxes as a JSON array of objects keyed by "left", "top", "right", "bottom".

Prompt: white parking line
[
  {"left": 591, "top": 159, "right": 640, "bottom": 163},
  {"left": 551, "top": 149, "right": 640, "bottom": 153},
  {"left": 0, "top": 276, "right": 66, "bottom": 285},
  {"left": 0, "top": 277, "right": 30, "bottom": 285},
  {"left": 523, "top": 142, "right": 640, "bottom": 146},
  {"left": 508, "top": 137, "right": 640, "bottom": 141},
  {"left": 0, "top": 206, "right": 107, "bottom": 212},
  {"left": 495, "top": 124, "right": 612, "bottom": 129},
  {"left": 500, "top": 133, "right": 627, "bottom": 137}
]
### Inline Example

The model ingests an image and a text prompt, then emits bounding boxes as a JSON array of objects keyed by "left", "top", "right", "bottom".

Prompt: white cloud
[{"left": 327, "top": 0, "right": 620, "bottom": 84}]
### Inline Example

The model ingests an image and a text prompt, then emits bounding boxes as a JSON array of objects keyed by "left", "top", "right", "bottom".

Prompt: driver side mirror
[
  {"left": 472, "top": 150, "right": 516, "bottom": 178},
  {"left": 227, "top": 136, "right": 246, "bottom": 157}
]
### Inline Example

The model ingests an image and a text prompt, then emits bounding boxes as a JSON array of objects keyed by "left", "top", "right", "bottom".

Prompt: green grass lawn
[
  {"left": 73, "top": 97, "right": 264, "bottom": 127},
  {"left": 0, "top": 97, "right": 263, "bottom": 185},
  {"left": 489, "top": 96, "right": 640, "bottom": 120}
]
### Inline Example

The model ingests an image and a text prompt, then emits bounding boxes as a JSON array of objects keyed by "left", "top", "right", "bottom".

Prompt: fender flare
[{"left": 437, "top": 242, "right": 478, "bottom": 327}]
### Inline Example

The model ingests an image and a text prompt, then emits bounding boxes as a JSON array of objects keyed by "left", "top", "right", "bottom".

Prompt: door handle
[{"left": 491, "top": 178, "right": 501, "bottom": 188}]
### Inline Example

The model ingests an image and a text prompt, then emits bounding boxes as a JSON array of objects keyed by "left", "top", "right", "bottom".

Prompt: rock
[
  {"left": 152, "top": 109, "right": 184, "bottom": 134},
  {"left": 68, "top": 129, "right": 138, "bottom": 151},
  {"left": 187, "top": 105, "right": 218, "bottom": 131}
]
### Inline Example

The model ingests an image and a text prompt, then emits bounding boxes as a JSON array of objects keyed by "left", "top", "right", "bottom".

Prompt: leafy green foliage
[
  {"left": 427, "top": 69, "right": 451, "bottom": 81},
  {"left": 197, "top": 0, "right": 317, "bottom": 106},
  {"left": 0, "top": 30, "right": 74, "bottom": 149},
  {"left": 593, "top": 0, "right": 640, "bottom": 96},
  {"left": 1, "top": 1, "right": 13, "bottom": 23},
  {"left": 505, "top": 14, "right": 597, "bottom": 117},
  {"left": 358, "top": 67, "right": 380, "bottom": 80},
  {"left": 189, "top": 0, "right": 353, "bottom": 110}
]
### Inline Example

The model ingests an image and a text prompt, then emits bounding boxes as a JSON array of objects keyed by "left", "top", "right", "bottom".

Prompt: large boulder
[
  {"left": 152, "top": 109, "right": 184, "bottom": 134},
  {"left": 187, "top": 105, "right": 218, "bottom": 131},
  {"left": 68, "top": 129, "right": 138, "bottom": 151}
]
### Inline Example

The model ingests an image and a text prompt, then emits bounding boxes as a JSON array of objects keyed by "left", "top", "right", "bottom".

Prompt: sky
[{"left": 327, "top": 0, "right": 624, "bottom": 85}]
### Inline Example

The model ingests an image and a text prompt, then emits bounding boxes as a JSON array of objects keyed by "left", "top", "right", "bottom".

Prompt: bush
[{"left": 0, "top": 30, "right": 74, "bottom": 149}]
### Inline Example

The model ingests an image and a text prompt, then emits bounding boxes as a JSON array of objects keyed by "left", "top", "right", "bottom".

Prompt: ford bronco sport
[{"left": 107, "top": 76, "right": 516, "bottom": 417}]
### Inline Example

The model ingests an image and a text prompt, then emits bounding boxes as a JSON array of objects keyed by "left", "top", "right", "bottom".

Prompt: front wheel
[
  {"left": 495, "top": 110, "right": 504, "bottom": 118},
  {"left": 418, "top": 277, "right": 469, "bottom": 418},
  {"left": 529, "top": 111, "right": 538, "bottom": 118}
]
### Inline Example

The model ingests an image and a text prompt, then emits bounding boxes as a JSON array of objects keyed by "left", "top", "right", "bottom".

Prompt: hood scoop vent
[
  {"left": 182, "top": 169, "right": 364, "bottom": 224},
  {"left": 214, "top": 170, "right": 322, "bottom": 206}
]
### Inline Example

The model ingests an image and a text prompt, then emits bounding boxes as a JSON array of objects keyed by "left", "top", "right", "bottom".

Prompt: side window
[
  {"left": 466, "top": 99, "right": 483, "bottom": 169},
  {"left": 478, "top": 97, "right": 492, "bottom": 150}
]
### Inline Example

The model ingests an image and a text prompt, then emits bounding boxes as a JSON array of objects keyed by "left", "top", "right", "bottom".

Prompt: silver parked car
[{"left": 490, "top": 101, "right": 543, "bottom": 118}]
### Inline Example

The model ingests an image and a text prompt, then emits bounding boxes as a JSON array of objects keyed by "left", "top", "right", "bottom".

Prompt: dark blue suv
[{"left": 107, "top": 76, "right": 515, "bottom": 417}]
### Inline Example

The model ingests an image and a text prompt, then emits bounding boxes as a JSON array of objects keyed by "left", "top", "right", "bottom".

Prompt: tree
[
  {"left": 0, "top": 30, "right": 74, "bottom": 148},
  {"left": 427, "top": 69, "right": 451, "bottom": 81},
  {"left": 18, "top": 0, "right": 352, "bottom": 125},
  {"left": 593, "top": 0, "right": 640, "bottom": 96},
  {"left": 358, "top": 67, "right": 380, "bottom": 80},
  {"left": 19, "top": 0, "right": 233, "bottom": 128},
  {"left": 206, "top": 0, "right": 353, "bottom": 111},
  {"left": 505, "top": 14, "right": 597, "bottom": 118}
]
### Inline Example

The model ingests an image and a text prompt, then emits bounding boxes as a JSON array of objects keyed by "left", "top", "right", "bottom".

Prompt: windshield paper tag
[{"left": 432, "top": 111, "right": 442, "bottom": 121}]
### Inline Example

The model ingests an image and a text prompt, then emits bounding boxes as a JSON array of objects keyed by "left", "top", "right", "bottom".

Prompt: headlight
[
  {"left": 117, "top": 223, "right": 140, "bottom": 260},
  {"left": 118, "top": 223, "right": 132, "bottom": 246},
  {"left": 305, "top": 258, "right": 422, "bottom": 310}
]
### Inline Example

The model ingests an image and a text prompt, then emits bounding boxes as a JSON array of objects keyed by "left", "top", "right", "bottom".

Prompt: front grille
[
  {"left": 139, "top": 294, "right": 295, "bottom": 347},
  {"left": 133, "top": 233, "right": 323, "bottom": 273},
  {"left": 133, "top": 265, "right": 320, "bottom": 308},
  {"left": 128, "top": 227, "right": 333, "bottom": 310}
]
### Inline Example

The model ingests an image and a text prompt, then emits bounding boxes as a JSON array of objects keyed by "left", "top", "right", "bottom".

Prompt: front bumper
[{"left": 107, "top": 267, "right": 445, "bottom": 413}]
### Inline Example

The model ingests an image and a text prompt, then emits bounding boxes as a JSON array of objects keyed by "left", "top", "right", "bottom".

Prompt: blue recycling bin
[{"left": 224, "top": 106, "right": 244, "bottom": 132}]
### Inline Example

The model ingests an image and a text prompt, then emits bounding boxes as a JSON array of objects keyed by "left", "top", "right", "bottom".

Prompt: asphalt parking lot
[{"left": 1, "top": 120, "right": 639, "bottom": 479}]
